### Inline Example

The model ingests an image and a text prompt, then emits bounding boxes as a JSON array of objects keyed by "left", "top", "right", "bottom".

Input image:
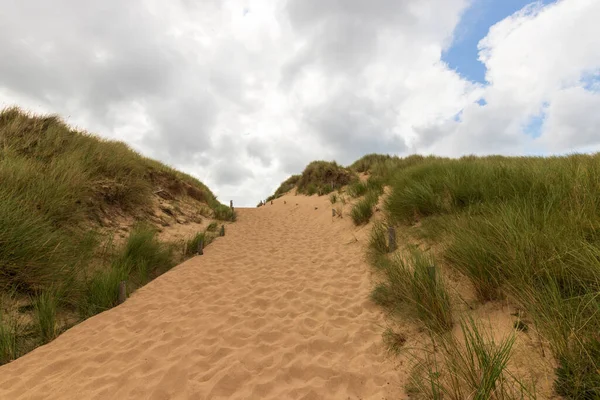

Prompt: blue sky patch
[
  {"left": 581, "top": 70, "right": 600, "bottom": 92},
  {"left": 453, "top": 110, "right": 464, "bottom": 122},
  {"left": 523, "top": 103, "right": 548, "bottom": 138},
  {"left": 443, "top": 0, "right": 557, "bottom": 84}
]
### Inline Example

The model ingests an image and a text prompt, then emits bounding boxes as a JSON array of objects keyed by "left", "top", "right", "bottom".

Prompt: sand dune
[{"left": 0, "top": 194, "right": 402, "bottom": 399}]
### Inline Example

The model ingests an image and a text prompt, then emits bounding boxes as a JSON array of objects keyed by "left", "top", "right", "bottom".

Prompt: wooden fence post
[
  {"left": 220, "top": 225, "right": 225, "bottom": 237},
  {"left": 388, "top": 226, "right": 396, "bottom": 253},
  {"left": 230, "top": 200, "right": 234, "bottom": 211},
  {"left": 332, "top": 208, "right": 336, "bottom": 217},
  {"left": 198, "top": 239, "right": 203, "bottom": 255},
  {"left": 118, "top": 281, "right": 127, "bottom": 304}
]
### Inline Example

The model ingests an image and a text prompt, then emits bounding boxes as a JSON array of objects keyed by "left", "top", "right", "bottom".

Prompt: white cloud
[
  {"left": 539, "top": 87, "right": 600, "bottom": 151},
  {"left": 417, "top": 0, "right": 600, "bottom": 156}
]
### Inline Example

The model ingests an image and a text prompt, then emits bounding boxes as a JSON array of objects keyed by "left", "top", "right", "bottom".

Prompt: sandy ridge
[{"left": 0, "top": 194, "right": 402, "bottom": 399}]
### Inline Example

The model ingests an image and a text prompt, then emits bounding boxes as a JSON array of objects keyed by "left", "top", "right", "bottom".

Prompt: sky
[{"left": 1, "top": 0, "right": 599, "bottom": 206}]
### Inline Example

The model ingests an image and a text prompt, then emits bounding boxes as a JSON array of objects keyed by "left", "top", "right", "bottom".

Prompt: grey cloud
[
  {"left": 148, "top": 94, "right": 218, "bottom": 162},
  {"left": 287, "top": 0, "right": 426, "bottom": 33},
  {"left": 0, "top": 0, "right": 224, "bottom": 164},
  {"left": 0, "top": 1, "right": 178, "bottom": 114},
  {"left": 211, "top": 159, "right": 254, "bottom": 186},
  {"left": 283, "top": 0, "right": 467, "bottom": 84},
  {"left": 414, "top": 101, "right": 530, "bottom": 155},
  {"left": 246, "top": 139, "right": 273, "bottom": 167},
  {"left": 302, "top": 93, "right": 407, "bottom": 163}
]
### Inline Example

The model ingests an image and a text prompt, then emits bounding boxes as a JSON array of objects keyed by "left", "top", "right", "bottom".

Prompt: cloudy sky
[{"left": 1, "top": 0, "right": 599, "bottom": 206}]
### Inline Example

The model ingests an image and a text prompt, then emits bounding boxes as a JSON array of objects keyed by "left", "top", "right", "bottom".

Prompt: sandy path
[{"left": 0, "top": 194, "right": 402, "bottom": 399}]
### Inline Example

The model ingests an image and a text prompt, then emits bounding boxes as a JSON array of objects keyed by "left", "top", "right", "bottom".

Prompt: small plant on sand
[
  {"left": 80, "top": 226, "right": 173, "bottom": 317},
  {"left": 411, "top": 318, "right": 535, "bottom": 400},
  {"left": 79, "top": 263, "right": 129, "bottom": 318},
  {"left": 186, "top": 232, "right": 206, "bottom": 257},
  {"left": 206, "top": 222, "right": 218, "bottom": 232},
  {"left": 374, "top": 250, "right": 453, "bottom": 332},
  {"left": 371, "top": 282, "right": 395, "bottom": 308},
  {"left": 329, "top": 193, "right": 337, "bottom": 204},
  {"left": 347, "top": 180, "right": 368, "bottom": 198},
  {"left": 115, "top": 224, "right": 173, "bottom": 285},
  {"left": 351, "top": 192, "right": 379, "bottom": 225},
  {"left": 33, "top": 291, "right": 58, "bottom": 343},
  {"left": 213, "top": 204, "right": 236, "bottom": 221},
  {"left": 382, "top": 328, "right": 407, "bottom": 355},
  {"left": 368, "top": 221, "right": 389, "bottom": 260}
]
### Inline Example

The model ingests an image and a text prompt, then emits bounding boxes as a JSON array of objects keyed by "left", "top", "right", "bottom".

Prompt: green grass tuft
[
  {"left": 368, "top": 221, "right": 389, "bottom": 258},
  {"left": 382, "top": 328, "right": 406, "bottom": 355},
  {"left": 350, "top": 191, "right": 380, "bottom": 225},
  {"left": 347, "top": 181, "right": 368, "bottom": 198},
  {"left": 186, "top": 232, "right": 206, "bottom": 257},
  {"left": 79, "top": 263, "right": 128, "bottom": 318},
  {"left": 373, "top": 249, "right": 453, "bottom": 332},
  {"left": 295, "top": 161, "right": 356, "bottom": 196},
  {"left": 33, "top": 291, "right": 58, "bottom": 343},
  {"left": 370, "top": 283, "right": 395, "bottom": 308},
  {"left": 412, "top": 318, "right": 534, "bottom": 400},
  {"left": 80, "top": 225, "right": 173, "bottom": 318}
]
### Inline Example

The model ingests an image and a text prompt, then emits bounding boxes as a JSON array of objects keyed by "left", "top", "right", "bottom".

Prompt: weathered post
[
  {"left": 230, "top": 200, "right": 234, "bottom": 212},
  {"left": 198, "top": 239, "right": 204, "bottom": 255},
  {"left": 220, "top": 224, "right": 225, "bottom": 237},
  {"left": 332, "top": 208, "right": 336, "bottom": 217},
  {"left": 388, "top": 226, "right": 396, "bottom": 253},
  {"left": 271, "top": 200, "right": 273, "bottom": 205},
  {"left": 118, "top": 281, "right": 127, "bottom": 304}
]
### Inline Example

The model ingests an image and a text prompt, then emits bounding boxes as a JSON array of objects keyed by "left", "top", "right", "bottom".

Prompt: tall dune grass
[
  {"left": 0, "top": 107, "right": 231, "bottom": 363},
  {"left": 411, "top": 318, "right": 535, "bottom": 400},
  {"left": 384, "top": 154, "right": 600, "bottom": 398},
  {"left": 80, "top": 225, "right": 174, "bottom": 318},
  {"left": 33, "top": 291, "right": 58, "bottom": 343},
  {"left": 0, "top": 107, "right": 232, "bottom": 292},
  {"left": 370, "top": 249, "right": 453, "bottom": 333}
]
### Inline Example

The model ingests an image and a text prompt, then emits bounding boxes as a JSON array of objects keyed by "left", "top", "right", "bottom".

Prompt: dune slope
[{"left": 0, "top": 194, "right": 402, "bottom": 399}]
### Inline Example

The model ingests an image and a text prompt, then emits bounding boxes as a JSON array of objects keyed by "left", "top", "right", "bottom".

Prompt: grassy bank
[
  {"left": 378, "top": 154, "right": 599, "bottom": 399},
  {"left": 0, "top": 107, "right": 234, "bottom": 364},
  {"left": 279, "top": 153, "right": 600, "bottom": 399}
]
